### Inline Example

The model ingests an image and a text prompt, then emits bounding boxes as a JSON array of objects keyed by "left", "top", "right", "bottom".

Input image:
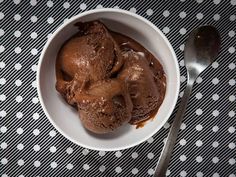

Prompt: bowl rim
[{"left": 37, "top": 8, "right": 180, "bottom": 151}]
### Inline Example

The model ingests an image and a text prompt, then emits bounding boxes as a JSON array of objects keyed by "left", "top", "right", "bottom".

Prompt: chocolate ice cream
[{"left": 56, "top": 20, "right": 166, "bottom": 134}]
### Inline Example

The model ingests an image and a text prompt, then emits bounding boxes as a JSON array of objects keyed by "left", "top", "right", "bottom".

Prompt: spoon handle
[{"left": 154, "top": 83, "right": 193, "bottom": 177}]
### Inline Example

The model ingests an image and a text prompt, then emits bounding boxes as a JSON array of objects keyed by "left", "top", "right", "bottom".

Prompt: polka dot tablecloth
[{"left": 1, "top": 0, "right": 235, "bottom": 177}]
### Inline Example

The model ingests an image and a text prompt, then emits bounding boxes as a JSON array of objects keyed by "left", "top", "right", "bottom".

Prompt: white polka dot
[
  {"left": 82, "top": 148, "right": 89, "bottom": 155},
  {"left": 0, "top": 61, "right": 5, "bottom": 68},
  {"left": 17, "top": 159, "right": 24, "bottom": 166},
  {"left": 213, "top": 0, "right": 221, "bottom": 4},
  {"left": 113, "top": 6, "right": 119, "bottom": 9},
  {"left": 196, "top": 92, "right": 202, "bottom": 99},
  {"left": 0, "top": 12, "right": 5, "bottom": 20},
  {"left": 179, "top": 91, "right": 184, "bottom": 98},
  {"left": 196, "top": 0, "right": 203, "bottom": 3},
  {"left": 196, "top": 172, "right": 204, "bottom": 177},
  {"left": 1, "top": 142, "right": 7, "bottom": 149},
  {"left": 147, "top": 137, "right": 154, "bottom": 143},
  {"left": 50, "top": 146, "right": 57, "bottom": 153},
  {"left": 66, "top": 163, "right": 73, "bottom": 170},
  {"left": 228, "top": 126, "right": 235, "bottom": 133},
  {"left": 15, "top": 96, "right": 23, "bottom": 103},
  {"left": 13, "top": 0, "right": 21, "bottom": 4},
  {"left": 99, "top": 151, "right": 106, "bottom": 157},
  {"left": 229, "top": 30, "right": 235, "bottom": 37},
  {"left": 99, "top": 165, "right": 105, "bottom": 172},
  {"left": 213, "top": 14, "right": 220, "bottom": 21},
  {"left": 180, "top": 75, "right": 186, "bottom": 82},
  {"left": 96, "top": 4, "right": 103, "bottom": 9},
  {"left": 179, "top": 59, "right": 184, "bottom": 66},
  {"left": 32, "top": 80, "right": 37, "bottom": 88},
  {"left": 212, "top": 93, "right": 219, "bottom": 101},
  {"left": 229, "top": 174, "right": 236, "bottom": 177},
  {"left": 146, "top": 9, "right": 153, "bottom": 16},
  {"left": 196, "top": 76, "right": 203, "bottom": 83},
  {"left": 17, "top": 143, "right": 24, "bottom": 150},
  {"left": 80, "top": 3, "right": 87, "bottom": 10},
  {"left": 180, "top": 170, "right": 187, "bottom": 177},
  {"left": 132, "top": 152, "right": 138, "bottom": 159},
  {"left": 212, "top": 110, "right": 219, "bottom": 117},
  {"left": 196, "top": 140, "right": 203, "bottom": 147},
  {"left": 180, "top": 28, "right": 187, "bottom": 35},
  {"left": 179, "top": 139, "right": 186, "bottom": 146},
  {"left": 32, "top": 113, "right": 39, "bottom": 120},
  {"left": 163, "top": 122, "right": 170, "bottom": 129},
  {"left": 0, "top": 126, "right": 7, "bottom": 133},
  {"left": 229, "top": 46, "right": 235, "bottom": 53},
  {"left": 2, "top": 174, "right": 8, "bottom": 177},
  {"left": 212, "top": 61, "right": 219, "bottom": 68},
  {"left": 212, "top": 125, "right": 219, "bottom": 132},
  {"left": 212, "top": 141, "right": 219, "bottom": 148},
  {"left": 196, "top": 156, "right": 203, "bottom": 163},
  {"left": 228, "top": 110, "right": 235, "bottom": 118},
  {"left": 14, "top": 14, "right": 21, "bottom": 21},
  {"left": 179, "top": 155, "right": 187, "bottom": 161},
  {"left": 231, "top": 0, "right": 236, "bottom": 5},
  {"left": 228, "top": 142, "right": 235, "bottom": 149},
  {"left": 31, "top": 64, "right": 38, "bottom": 72},
  {"left": 1, "top": 158, "right": 8, "bottom": 165},
  {"left": 31, "top": 48, "right": 38, "bottom": 55},
  {"left": 30, "top": 0, "right": 37, "bottom": 6},
  {"left": 14, "top": 63, "right": 22, "bottom": 70},
  {"left": 14, "top": 30, "right": 21, "bottom": 37},
  {"left": 213, "top": 173, "right": 220, "bottom": 177},
  {"left": 16, "top": 127, "right": 23, "bottom": 135},
  {"left": 115, "top": 167, "right": 122, "bottom": 173},
  {"left": 230, "top": 15, "right": 236, "bottom": 21},
  {"left": 115, "top": 151, "right": 122, "bottom": 157},
  {"left": 131, "top": 168, "right": 138, "bottom": 175},
  {"left": 47, "top": 0, "right": 53, "bottom": 7},
  {"left": 83, "top": 164, "right": 90, "bottom": 170},
  {"left": 180, "top": 44, "right": 185, "bottom": 51},
  {"left": 147, "top": 152, "right": 154, "bottom": 159},
  {"left": 0, "top": 110, "right": 6, "bottom": 117},
  {"left": 30, "top": 32, "right": 37, "bottom": 39},
  {"left": 229, "top": 79, "right": 235, "bottom": 86},
  {"left": 34, "top": 160, "right": 41, "bottom": 167},
  {"left": 33, "top": 129, "right": 40, "bottom": 136},
  {"left": 229, "top": 62, "right": 235, "bottom": 70},
  {"left": 49, "top": 130, "right": 56, "bottom": 137},
  {"left": 14, "top": 47, "right": 22, "bottom": 54},
  {"left": 50, "top": 161, "right": 57, "bottom": 168},
  {"left": 196, "top": 108, "right": 203, "bottom": 115},
  {"left": 179, "top": 11, "right": 187, "bottom": 19},
  {"left": 163, "top": 10, "right": 170, "bottom": 17},
  {"left": 212, "top": 157, "right": 219, "bottom": 163},
  {"left": 212, "top": 77, "right": 219, "bottom": 85},
  {"left": 129, "top": 7, "right": 136, "bottom": 13},
  {"left": 31, "top": 16, "right": 37, "bottom": 23},
  {"left": 32, "top": 97, "right": 39, "bottom": 104},
  {"left": 66, "top": 147, "right": 73, "bottom": 154},
  {"left": 196, "top": 124, "right": 203, "bottom": 131},
  {"left": 196, "top": 13, "right": 203, "bottom": 20},
  {"left": 0, "top": 29, "right": 5, "bottom": 37},
  {"left": 162, "top": 27, "right": 170, "bottom": 34},
  {"left": 229, "top": 95, "right": 235, "bottom": 102},
  {"left": 0, "top": 94, "right": 6, "bottom": 101},
  {"left": 166, "top": 169, "right": 171, "bottom": 176},
  {"left": 47, "top": 33, "right": 52, "bottom": 39},
  {"left": 47, "top": 17, "right": 54, "bottom": 24},
  {"left": 229, "top": 158, "right": 235, "bottom": 165},
  {"left": 63, "top": 2, "right": 70, "bottom": 9},
  {"left": 148, "top": 168, "right": 154, "bottom": 175},
  {"left": 180, "top": 123, "right": 186, "bottom": 130},
  {"left": 163, "top": 137, "right": 167, "bottom": 144},
  {"left": 16, "top": 112, "right": 23, "bottom": 118},
  {"left": 33, "top": 145, "right": 40, "bottom": 151},
  {"left": 0, "top": 45, "right": 5, "bottom": 53},
  {"left": 15, "top": 79, "right": 22, "bottom": 86}
]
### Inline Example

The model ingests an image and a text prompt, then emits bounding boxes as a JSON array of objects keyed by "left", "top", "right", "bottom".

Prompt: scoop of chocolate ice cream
[{"left": 75, "top": 79, "right": 133, "bottom": 134}]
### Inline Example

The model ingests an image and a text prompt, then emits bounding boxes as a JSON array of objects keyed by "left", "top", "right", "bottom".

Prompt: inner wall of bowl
[{"left": 39, "top": 11, "right": 179, "bottom": 150}]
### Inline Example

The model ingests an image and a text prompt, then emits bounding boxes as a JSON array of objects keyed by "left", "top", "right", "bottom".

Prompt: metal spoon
[{"left": 154, "top": 26, "right": 221, "bottom": 177}]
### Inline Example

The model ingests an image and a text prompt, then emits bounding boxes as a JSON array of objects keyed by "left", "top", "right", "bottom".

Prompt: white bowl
[{"left": 37, "top": 9, "right": 180, "bottom": 151}]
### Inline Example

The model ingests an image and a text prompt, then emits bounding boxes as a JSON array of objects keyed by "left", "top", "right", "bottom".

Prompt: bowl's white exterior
[{"left": 37, "top": 9, "right": 180, "bottom": 151}]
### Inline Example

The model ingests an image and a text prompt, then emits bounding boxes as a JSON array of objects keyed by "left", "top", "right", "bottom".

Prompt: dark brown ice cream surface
[{"left": 56, "top": 20, "right": 166, "bottom": 134}]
